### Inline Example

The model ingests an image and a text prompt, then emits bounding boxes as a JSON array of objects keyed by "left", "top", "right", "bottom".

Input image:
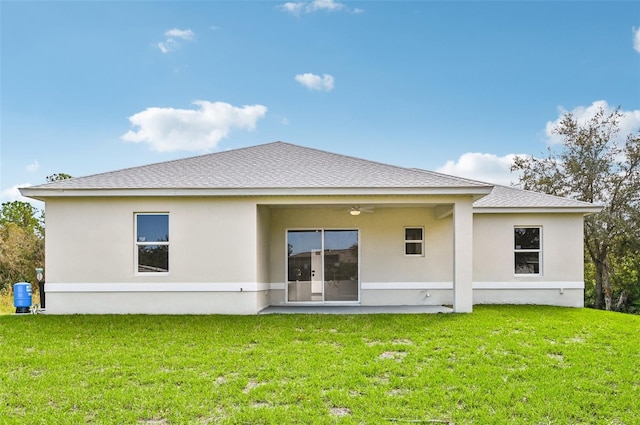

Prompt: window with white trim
[
  {"left": 136, "top": 213, "right": 169, "bottom": 273},
  {"left": 404, "top": 227, "right": 424, "bottom": 256},
  {"left": 514, "top": 227, "right": 541, "bottom": 275}
]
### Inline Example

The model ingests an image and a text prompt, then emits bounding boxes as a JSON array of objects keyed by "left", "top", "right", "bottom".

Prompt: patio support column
[{"left": 453, "top": 199, "right": 473, "bottom": 313}]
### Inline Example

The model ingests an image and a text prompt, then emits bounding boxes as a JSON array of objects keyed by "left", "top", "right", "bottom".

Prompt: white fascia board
[
  {"left": 473, "top": 207, "right": 603, "bottom": 214},
  {"left": 20, "top": 186, "right": 493, "bottom": 199}
]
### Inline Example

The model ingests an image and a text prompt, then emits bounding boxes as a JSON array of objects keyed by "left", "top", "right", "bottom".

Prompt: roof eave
[{"left": 20, "top": 186, "right": 494, "bottom": 199}]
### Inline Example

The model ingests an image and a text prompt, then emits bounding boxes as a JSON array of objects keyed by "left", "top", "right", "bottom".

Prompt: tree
[
  {"left": 0, "top": 202, "right": 45, "bottom": 291},
  {"left": 0, "top": 201, "right": 43, "bottom": 237},
  {"left": 512, "top": 106, "right": 640, "bottom": 311},
  {"left": 46, "top": 173, "right": 73, "bottom": 182}
]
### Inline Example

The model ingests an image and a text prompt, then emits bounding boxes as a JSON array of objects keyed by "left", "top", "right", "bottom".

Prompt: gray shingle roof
[
  {"left": 21, "top": 141, "right": 600, "bottom": 211},
  {"left": 473, "top": 184, "right": 599, "bottom": 209},
  {"left": 27, "top": 142, "right": 491, "bottom": 190}
]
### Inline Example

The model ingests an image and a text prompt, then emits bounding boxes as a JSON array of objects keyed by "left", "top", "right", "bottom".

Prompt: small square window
[{"left": 405, "top": 227, "right": 424, "bottom": 256}]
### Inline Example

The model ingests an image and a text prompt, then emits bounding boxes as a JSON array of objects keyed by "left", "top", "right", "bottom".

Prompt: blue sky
[{"left": 2, "top": 0, "right": 639, "bottom": 206}]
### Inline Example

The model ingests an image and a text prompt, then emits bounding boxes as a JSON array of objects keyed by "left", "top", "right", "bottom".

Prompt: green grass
[{"left": 1, "top": 306, "right": 638, "bottom": 424}]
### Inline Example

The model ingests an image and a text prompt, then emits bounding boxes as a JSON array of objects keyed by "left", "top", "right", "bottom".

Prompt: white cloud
[
  {"left": 1, "top": 184, "right": 29, "bottom": 202},
  {"left": 436, "top": 152, "right": 523, "bottom": 186},
  {"left": 295, "top": 73, "right": 335, "bottom": 91},
  {"left": 280, "top": 2, "right": 305, "bottom": 15},
  {"left": 307, "top": 0, "right": 345, "bottom": 12},
  {"left": 545, "top": 100, "right": 640, "bottom": 145},
  {"left": 633, "top": 27, "right": 640, "bottom": 53},
  {"left": 279, "top": 0, "right": 360, "bottom": 15},
  {"left": 122, "top": 100, "right": 268, "bottom": 152},
  {"left": 26, "top": 160, "right": 39, "bottom": 172},
  {"left": 0, "top": 183, "right": 43, "bottom": 209},
  {"left": 157, "top": 28, "right": 195, "bottom": 53},
  {"left": 165, "top": 28, "right": 195, "bottom": 40}
]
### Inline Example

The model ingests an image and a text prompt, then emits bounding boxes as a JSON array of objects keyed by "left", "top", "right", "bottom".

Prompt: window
[
  {"left": 136, "top": 214, "right": 169, "bottom": 273},
  {"left": 404, "top": 227, "right": 424, "bottom": 256},
  {"left": 514, "top": 227, "right": 541, "bottom": 275}
]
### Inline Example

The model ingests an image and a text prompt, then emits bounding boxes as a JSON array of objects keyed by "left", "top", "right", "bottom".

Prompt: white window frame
[
  {"left": 135, "top": 213, "right": 170, "bottom": 275},
  {"left": 514, "top": 226, "right": 541, "bottom": 276},
  {"left": 404, "top": 227, "right": 425, "bottom": 257}
]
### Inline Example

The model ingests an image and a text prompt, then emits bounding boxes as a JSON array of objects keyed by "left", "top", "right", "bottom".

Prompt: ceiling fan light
[{"left": 349, "top": 207, "right": 361, "bottom": 216}]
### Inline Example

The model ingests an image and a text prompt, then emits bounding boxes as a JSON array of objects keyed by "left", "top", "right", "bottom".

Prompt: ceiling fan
[{"left": 346, "top": 205, "right": 374, "bottom": 216}]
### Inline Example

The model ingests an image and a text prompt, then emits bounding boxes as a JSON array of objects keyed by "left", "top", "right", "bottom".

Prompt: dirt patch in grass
[
  {"left": 379, "top": 351, "right": 407, "bottom": 362},
  {"left": 330, "top": 407, "right": 351, "bottom": 417},
  {"left": 242, "top": 379, "right": 263, "bottom": 394}
]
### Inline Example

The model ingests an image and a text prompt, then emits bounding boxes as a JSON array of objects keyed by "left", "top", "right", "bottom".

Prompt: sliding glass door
[
  {"left": 323, "top": 230, "right": 359, "bottom": 302},
  {"left": 287, "top": 229, "right": 359, "bottom": 303},
  {"left": 287, "top": 230, "right": 322, "bottom": 302}
]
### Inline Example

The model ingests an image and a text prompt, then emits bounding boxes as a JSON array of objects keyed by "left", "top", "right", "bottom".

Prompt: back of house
[{"left": 20, "top": 142, "right": 601, "bottom": 314}]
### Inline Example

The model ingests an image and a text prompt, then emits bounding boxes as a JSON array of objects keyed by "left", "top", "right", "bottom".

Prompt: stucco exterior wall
[
  {"left": 472, "top": 212, "right": 585, "bottom": 307},
  {"left": 473, "top": 213, "right": 585, "bottom": 283},
  {"left": 44, "top": 197, "right": 263, "bottom": 314},
  {"left": 46, "top": 197, "right": 260, "bottom": 283},
  {"left": 41, "top": 195, "right": 587, "bottom": 313}
]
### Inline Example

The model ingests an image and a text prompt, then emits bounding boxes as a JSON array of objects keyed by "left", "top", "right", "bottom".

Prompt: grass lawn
[{"left": 1, "top": 306, "right": 638, "bottom": 424}]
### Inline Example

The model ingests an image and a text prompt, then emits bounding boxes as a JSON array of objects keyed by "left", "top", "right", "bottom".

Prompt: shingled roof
[
  {"left": 473, "top": 184, "right": 600, "bottom": 211},
  {"left": 20, "top": 141, "right": 600, "bottom": 212},
  {"left": 24, "top": 142, "right": 491, "bottom": 190}
]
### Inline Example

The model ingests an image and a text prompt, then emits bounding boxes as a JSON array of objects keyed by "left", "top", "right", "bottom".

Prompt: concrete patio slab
[{"left": 258, "top": 305, "right": 453, "bottom": 315}]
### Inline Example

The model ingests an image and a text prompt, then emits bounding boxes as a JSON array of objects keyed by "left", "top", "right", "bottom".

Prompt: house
[{"left": 20, "top": 142, "right": 601, "bottom": 314}]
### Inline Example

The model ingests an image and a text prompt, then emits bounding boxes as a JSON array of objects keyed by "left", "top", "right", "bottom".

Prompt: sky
[{"left": 1, "top": 0, "right": 639, "bottom": 208}]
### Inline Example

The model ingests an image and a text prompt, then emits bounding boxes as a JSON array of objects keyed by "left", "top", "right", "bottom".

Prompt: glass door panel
[
  {"left": 287, "top": 230, "right": 322, "bottom": 302},
  {"left": 323, "top": 230, "right": 359, "bottom": 302},
  {"left": 287, "top": 229, "right": 359, "bottom": 303}
]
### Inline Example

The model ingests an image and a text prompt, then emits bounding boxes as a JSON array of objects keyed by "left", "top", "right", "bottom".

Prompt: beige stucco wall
[
  {"left": 41, "top": 195, "right": 587, "bottom": 313},
  {"left": 45, "top": 197, "right": 259, "bottom": 284},
  {"left": 43, "top": 197, "right": 265, "bottom": 313},
  {"left": 473, "top": 213, "right": 585, "bottom": 283},
  {"left": 46, "top": 198, "right": 268, "bottom": 314}
]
